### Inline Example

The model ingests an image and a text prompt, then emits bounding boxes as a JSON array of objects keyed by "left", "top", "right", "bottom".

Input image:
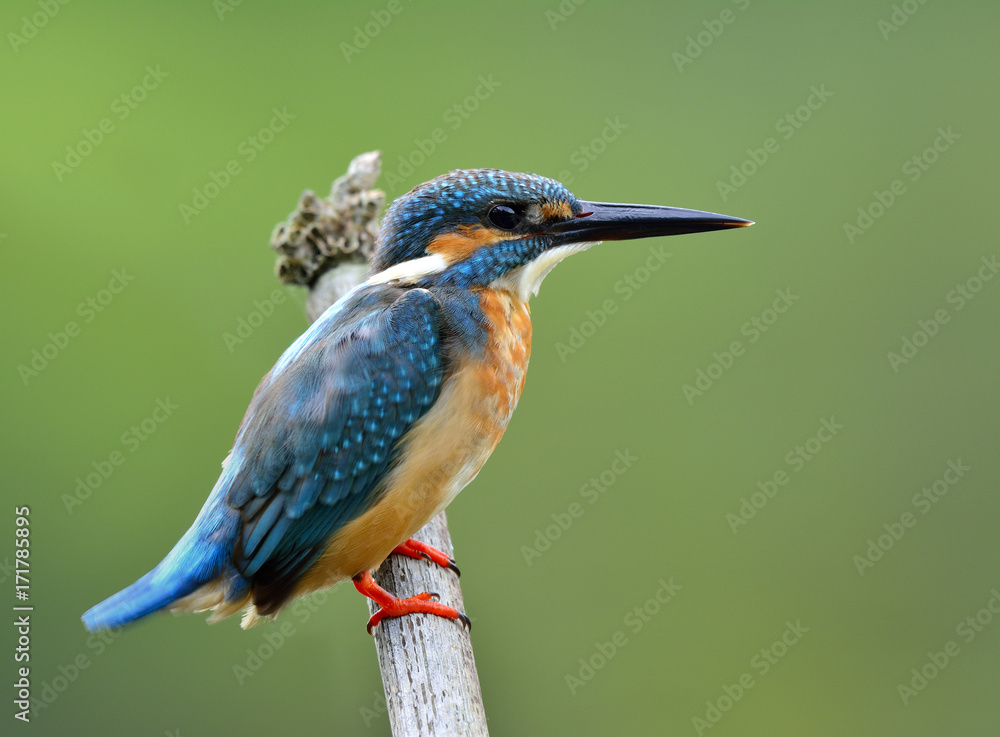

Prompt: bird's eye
[{"left": 487, "top": 204, "right": 522, "bottom": 231}]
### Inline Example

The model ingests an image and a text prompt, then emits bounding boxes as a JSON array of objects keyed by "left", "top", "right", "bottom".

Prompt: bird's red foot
[
  {"left": 391, "top": 538, "right": 461, "bottom": 576},
  {"left": 352, "top": 571, "right": 471, "bottom": 634}
]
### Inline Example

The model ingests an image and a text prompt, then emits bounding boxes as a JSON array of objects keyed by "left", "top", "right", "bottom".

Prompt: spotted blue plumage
[
  {"left": 373, "top": 169, "right": 578, "bottom": 272},
  {"left": 435, "top": 235, "right": 554, "bottom": 289}
]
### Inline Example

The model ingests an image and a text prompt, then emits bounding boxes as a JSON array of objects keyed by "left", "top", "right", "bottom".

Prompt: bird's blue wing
[{"left": 224, "top": 285, "right": 445, "bottom": 611}]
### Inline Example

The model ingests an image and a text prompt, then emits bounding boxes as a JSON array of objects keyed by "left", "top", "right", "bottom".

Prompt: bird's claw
[
  {"left": 392, "top": 538, "right": 461, "bottom": 577},
  {"left": 354, "top": 571, "right": 470, "bottom": 635}
]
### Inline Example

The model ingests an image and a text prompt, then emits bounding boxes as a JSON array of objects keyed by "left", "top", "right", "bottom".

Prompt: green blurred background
[{"left": 3, "top": 2, "right": 999, "bottom": 735}]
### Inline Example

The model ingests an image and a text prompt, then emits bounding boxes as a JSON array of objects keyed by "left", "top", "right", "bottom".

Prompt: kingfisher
[{"left": 83, "top": 169, "right": 751, "bottom": 634}]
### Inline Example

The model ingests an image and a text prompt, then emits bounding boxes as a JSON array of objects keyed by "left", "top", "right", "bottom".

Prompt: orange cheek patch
[
  {"left": 426, "top": 225, "right": 502, "bottom": 263},
  {"left": 540, "top": 201, "right": 574, "bottom": 221}
]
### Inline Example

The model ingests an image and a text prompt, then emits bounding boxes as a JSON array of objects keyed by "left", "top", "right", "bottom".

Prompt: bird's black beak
[{"left": 548, "top": 201, "right": 753, "bottom": 246}]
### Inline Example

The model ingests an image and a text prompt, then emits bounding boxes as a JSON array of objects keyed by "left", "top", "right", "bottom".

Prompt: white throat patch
[{"left": 492, "top": 242, "right": 599, "bottom": 301}]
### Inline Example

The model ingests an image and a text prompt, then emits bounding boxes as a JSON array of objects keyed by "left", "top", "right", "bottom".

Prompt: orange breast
[
  {"left": 473, "top": 287, "right": 533, "bottom": 429},
  {"left": 293, "top": 287, "right": 532, "bottom": 595}
]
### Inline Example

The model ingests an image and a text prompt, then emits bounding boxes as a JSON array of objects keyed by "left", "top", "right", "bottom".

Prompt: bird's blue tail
[
  {"left": 81, "top": 565, "right": 205, "bottom": 631},
  {"left": 82, "top": 468, "right": 243, "bottom": 631}
]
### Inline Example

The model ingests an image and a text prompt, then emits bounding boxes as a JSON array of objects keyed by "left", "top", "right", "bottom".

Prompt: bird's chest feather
[{"left": 472, "top": 287, "right": 533, "bottom": 428}]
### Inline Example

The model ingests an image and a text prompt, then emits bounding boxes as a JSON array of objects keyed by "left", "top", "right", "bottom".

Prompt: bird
[{"left": 82, "top": 169, "right": 751, "bottom": 634}]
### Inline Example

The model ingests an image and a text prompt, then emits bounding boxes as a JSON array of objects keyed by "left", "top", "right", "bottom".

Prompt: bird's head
[{"left": 370, "top": 169, "right": 751, "bottom": 299}]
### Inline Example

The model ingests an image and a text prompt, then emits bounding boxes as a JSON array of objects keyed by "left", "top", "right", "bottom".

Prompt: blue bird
[{"left": 83, "top": 169, "right": 751, "bottom": 633}]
